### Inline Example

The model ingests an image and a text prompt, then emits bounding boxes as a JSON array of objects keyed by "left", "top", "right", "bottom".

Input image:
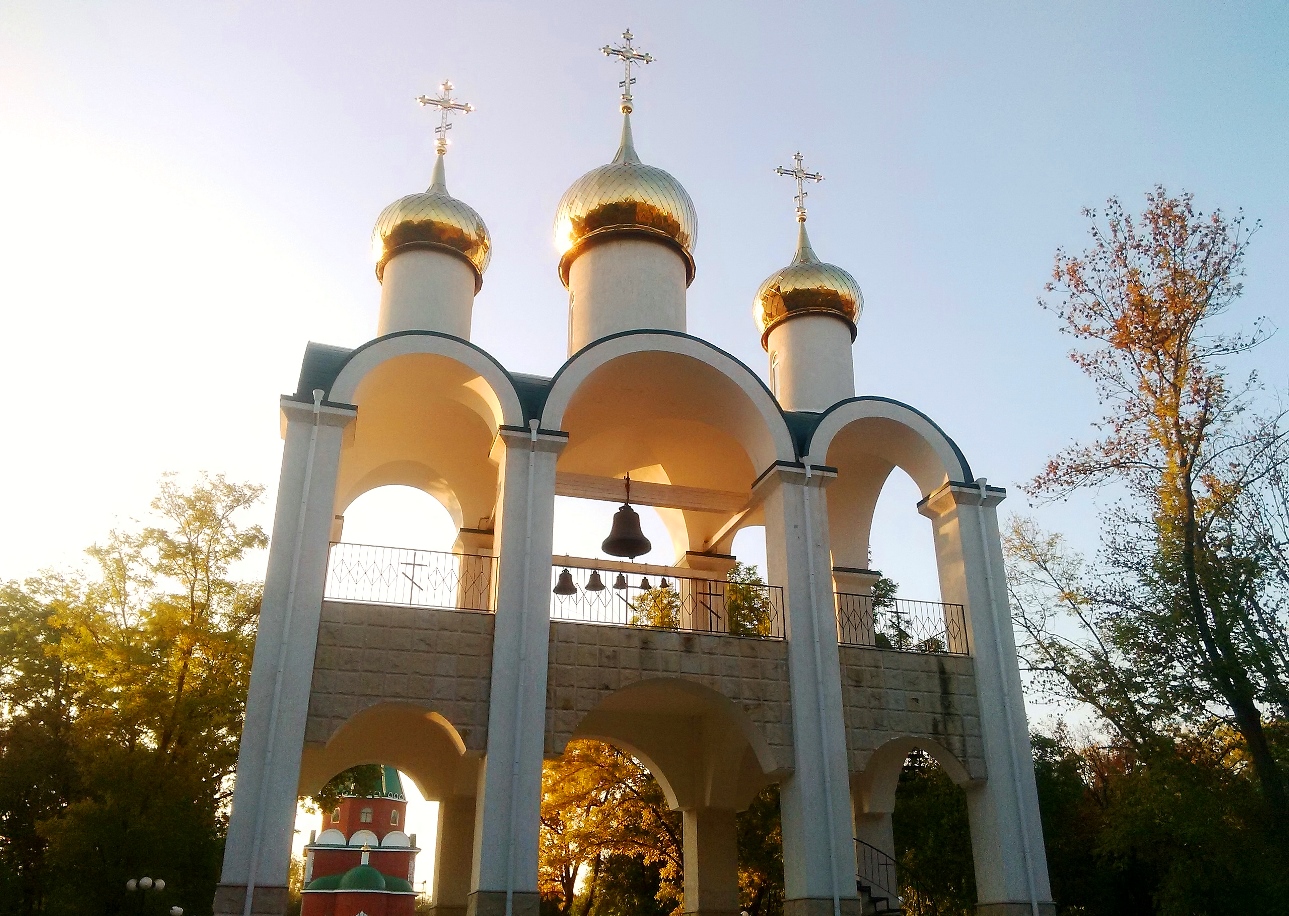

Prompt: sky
[{"left": 3, "top": 0, "right": 1289, "bottom": 888}]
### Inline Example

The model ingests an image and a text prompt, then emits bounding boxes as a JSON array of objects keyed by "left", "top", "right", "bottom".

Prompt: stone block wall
[
  {"left": 544, "top": 621, "right": 795, "bottom": 770},
  {"left": 838, "top": 645, "right": 985, "bottom": 779},
  {"left": 306, "top": 601, "right": 495, "bottom": 752}
]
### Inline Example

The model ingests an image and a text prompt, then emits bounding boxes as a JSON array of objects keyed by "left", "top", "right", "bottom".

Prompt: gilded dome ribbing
[
  {"left": 554, "top": 113, "right": 697, "bottom": 287},
  {"left": 754, "top": 221, "right": 862, "bottom": 349},
  {"left": 373, "top": 154, "right": 491, "bottom": 288}
]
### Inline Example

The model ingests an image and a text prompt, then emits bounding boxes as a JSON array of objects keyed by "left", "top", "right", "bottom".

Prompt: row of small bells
[{"left": 553, "top": 474, "right": 670, "bottom": 597}]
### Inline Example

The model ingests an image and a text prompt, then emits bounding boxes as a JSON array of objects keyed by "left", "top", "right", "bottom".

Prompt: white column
[
  {"left": 756, "top": 464, "right": 860, "bottom": 916},
  {"left": 566, "top": 237, "right": 687, "bottom": 355},
  {"left": 469, "top": 424, "right": 567, "bottom": 916},
  {"left": 432, "top": 795, "right": 478, "bottom": 916},
  {"left": 682, "top": 807, "right": 740, "bottom": 916},
  {"left": 214, "top": 394, "right": 355, "bottom": 916},
  {"left": 919, "top": 483, "right": 1055, "bottom": 916}
]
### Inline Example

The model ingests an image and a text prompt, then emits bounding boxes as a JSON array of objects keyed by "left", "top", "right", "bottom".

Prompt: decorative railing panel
[
  {"left": 550, "top": 559, "right": 785, "bottom": 639},
  {"left": 325, "top": 543, "right": 497, "bottom": 612},
  {"left": 836, "top": 592, "right": 969, "bottom": 656}
]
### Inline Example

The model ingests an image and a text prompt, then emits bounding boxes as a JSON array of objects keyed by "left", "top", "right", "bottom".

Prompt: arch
[
  {"left": 808, "top": 397, "right": 971, "bottom": 495},
  {"left": 299, "top": 702, "right": 475, "bottom": 803},
  {"left": 381, "top": 830, "right": 412, "bottom": 848},
  {"left": 853, "top": 735, "right": 976, "bottom": 817},
  {"left": 542, "top": 331, "right": 797, "bottom": 469},
  {"left": 566, "top": 677, "right": 779, "bottom": 812},
  {"left": 541, "top": 332, "right": 796, "bottom": 560},
  {"left": 808, "top": 398, "right": 972, "bottom": 574},
  {"left": 329, "top": 331, "right": 524, "bottom": 428},
  {"left": 348, "top": 828, "right": 379, "bottom": 847},
  {"left": 329, "top": 336, "right": 522, "bottom": 535},
  {"left": 315, "top": 828, "right": 347, "bottom": 846}
]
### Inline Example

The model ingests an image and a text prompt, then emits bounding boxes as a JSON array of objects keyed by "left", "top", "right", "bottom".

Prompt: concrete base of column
[
  {"left": 784, "top": 897, "right": 863, "bottom": 916},
  {"left": 429, "top": 906, "right": 469, "bottom": 916},
  {"left": 467, "top": 890, "right": 541, "bottom": 916},
  {"left": 976, "top": 903, "right": 1056, "bottom": 916},
  {"left": 212, "top": 884, "right": 288, "bottom": 916}
]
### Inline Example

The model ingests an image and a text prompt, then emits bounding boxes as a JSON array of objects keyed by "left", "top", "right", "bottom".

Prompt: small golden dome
[
  {"left": 754, "top": 221, "right": 862, "bottom": 349},
  {"left": 373, "top": 154, "right": 491, "bottom": 289},
  {"left": 554, "top": 113, "right": 697, "bottom": 287}
]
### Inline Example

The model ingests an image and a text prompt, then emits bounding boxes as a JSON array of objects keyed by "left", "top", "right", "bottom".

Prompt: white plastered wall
[{"left": 566, "top": 237, "right": 688, "bottom": 355}]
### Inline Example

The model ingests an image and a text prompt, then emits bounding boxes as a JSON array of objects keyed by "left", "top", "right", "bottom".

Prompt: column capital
[
  {"left": 490, "top": 424, "right": 569, "bottom": 460},
  {"left": 917, "top": 480, "right": 1006, "bottom": 519},
  {"left": 278, "top": 395, "right": 357, "bottom": 436},
  {"left": 751, "top": 460, "right": 838, "bottom": 500}
]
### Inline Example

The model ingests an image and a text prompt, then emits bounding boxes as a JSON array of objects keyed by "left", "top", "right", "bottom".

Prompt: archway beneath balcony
[{"left": 850, "top": 737, "right": 978, "bottom": 914}]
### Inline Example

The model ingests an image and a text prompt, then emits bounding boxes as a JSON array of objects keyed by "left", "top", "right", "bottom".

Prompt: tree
[
  {"left": 0, "top": 473, "right": 266, "bottom": 916},
  {"left": 539, "top": 740, "right": 682, "bottom": 916},
  {"left": 629, "top": 585, "right": 681, "bottom": 630},
  {"left": 891, "top": 751, "right": 974, "bottom": 916},
  {"left": 726, "top": 562, "right": 773, "bottom": 637},
  {"left": 1014, "top": 187, "right": 1289, "bottom": 820}
]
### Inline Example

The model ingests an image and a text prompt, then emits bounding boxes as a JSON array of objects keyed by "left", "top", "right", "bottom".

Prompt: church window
[
  {"left": 390, "top": 809, "right": 400, "bottom": 826},
  {"left": 331, "top": 809, "right": 340, "bottom": 823},
  {"left": 769, "top": 351, "right": 780, "bottom": 396},
  {"left": 360, "top": 807, "right": 373, "bottom": 823}
]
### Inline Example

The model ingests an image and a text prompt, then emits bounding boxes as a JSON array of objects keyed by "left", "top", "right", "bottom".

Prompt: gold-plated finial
[
  {"left": 601, "top": 28, "right": 654, "bottom": 114},
  {"left": 416, "top": 80, "right": 474, "bottom": 156},
  {"left": 775, "top": 152, "right": 824, "bottom": 222}
]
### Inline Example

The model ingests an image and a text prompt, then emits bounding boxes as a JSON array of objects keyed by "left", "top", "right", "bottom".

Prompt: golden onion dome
[
  {"left": 754, "top": 220, "right": 862, "bottom": 349},
  {"left": 372, "top": 153, "right": 491, "bottom": 289},
  {"left": 554, "top": 113, "right": 697, "bottom": 287}
]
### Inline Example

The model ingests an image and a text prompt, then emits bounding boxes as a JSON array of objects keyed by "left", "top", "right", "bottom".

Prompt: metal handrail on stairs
[{"left": 855, "top": 838, "right": 901, "bottom": 912}]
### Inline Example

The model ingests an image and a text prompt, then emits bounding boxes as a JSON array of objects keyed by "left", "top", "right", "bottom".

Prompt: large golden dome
[
  {"left": 754, "top": 221, "right": 862, "bottom": 349},
  {"left": 554, "top": 113, "right": 697, "bottom": 287},
  {"left": 373, "top": 154, "right": 491, "bottom": 288}
]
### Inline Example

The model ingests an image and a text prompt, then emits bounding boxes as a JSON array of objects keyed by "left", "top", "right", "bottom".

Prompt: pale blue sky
[{"left": 2, "top": 1, "right": 1287, "bottom": 597}]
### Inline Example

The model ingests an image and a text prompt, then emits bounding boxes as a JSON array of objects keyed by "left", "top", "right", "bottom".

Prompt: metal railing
[
  {"left": 324, "top": 542, "right": 497, "bottom": 612},
  {"left": 836, "top": 593, "right": 969, "bottom": 656},
  {"left": 549, "top": 558, "right": 785, "bottom": 639},
  {"left": 855, "top": 838, "right": 900, "bottom": 911}
]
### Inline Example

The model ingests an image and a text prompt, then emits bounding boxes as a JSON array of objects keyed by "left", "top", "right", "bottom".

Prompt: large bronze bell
[{"left": 601, "top": 473, "right": 652, "bottom": 559}]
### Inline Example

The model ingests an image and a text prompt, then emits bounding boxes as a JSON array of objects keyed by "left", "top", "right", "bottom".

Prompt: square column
[
  {"left": 469, "top": 424, "right": 567, "bottom": 916},
  {"left": 431, "top": 795, "right": 478, "bottom": 916},
  {"left": 756, "top": 463, "right": 860, "bottom": 916},
  {"left": 682, "top": 807, "right": 740, "bottom": 916},
  {"left": 919, "top": 483, "right": 1055, "bottom": 916},
  {"left": 215, "top": 394, "right": 356, "bottom": 916}
]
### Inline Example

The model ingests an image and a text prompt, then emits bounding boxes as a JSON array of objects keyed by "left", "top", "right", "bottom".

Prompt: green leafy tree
[
  {"left": 0, "top": 473, "right": 266, "bottom": 916},
  {"left": 891, "top": 752, "right": 975, "bottom": 916},
  {"left": 629, "top": 585, "right": 681, "bottom": 630},
  {"left": 726, "top": 562, "right": 773, "bottom": 637}
]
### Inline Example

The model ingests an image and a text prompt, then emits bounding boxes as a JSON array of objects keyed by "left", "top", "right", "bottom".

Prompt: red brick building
[{"left": 301, "top": 766, "right": 420, "bottom": 916}]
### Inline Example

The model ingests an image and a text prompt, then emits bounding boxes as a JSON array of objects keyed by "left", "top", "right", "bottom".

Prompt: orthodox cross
[
  {"left": 416, "top": 80, "right": 474, "bottom": 155},
  {"left": 400, "top": 554, "right": 428, "bottom": 597},
  {"left": 775, "top": 152, "right": 824, "bottom": 221},
  {"left": 601, "top": 29, "right": 654, "bottom": 113}
]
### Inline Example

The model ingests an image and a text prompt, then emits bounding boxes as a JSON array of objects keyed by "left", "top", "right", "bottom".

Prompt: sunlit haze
[{"left": 3, "top": 0, "right": 1287, "bottom": 732}]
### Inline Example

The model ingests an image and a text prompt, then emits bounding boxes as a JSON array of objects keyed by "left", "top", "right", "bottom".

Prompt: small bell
[
  {"left": 639, "top": 577, "right": 651, "bottom": 590},
  {"left": 553, "top": 568, "right": 577, "bottom": 596},
  {"left": 601, "top": 473, "right": 652, "bottom": 559},
  {"left": 586, "top": 571, "right": 606, "bottom": 592},
  {"left": 659, "top": 578, "right": 671, "bottom": 589},
  {"left": 613, "top": 573, "right": 628, "bottom": 590}
]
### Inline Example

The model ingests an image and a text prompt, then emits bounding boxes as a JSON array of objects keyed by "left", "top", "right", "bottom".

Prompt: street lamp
[{"left": 125, "top": 876, "right": 180, "bottom": 915}]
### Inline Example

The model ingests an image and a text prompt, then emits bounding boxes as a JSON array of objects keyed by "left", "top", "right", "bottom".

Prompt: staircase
[{"left": 855, "top": 838, "right": 902, "bottom": 914}]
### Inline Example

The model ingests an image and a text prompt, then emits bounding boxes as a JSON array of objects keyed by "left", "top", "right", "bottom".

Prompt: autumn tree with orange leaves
[{"left": 1008, "top": 188, "right": 1289, "bottom": 823}]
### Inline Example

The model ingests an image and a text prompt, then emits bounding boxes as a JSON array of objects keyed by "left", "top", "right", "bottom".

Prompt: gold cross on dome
[
  {"left": 416, "top": 80, "right": 474, "bottom": 155},
  {"left": 775, "top": 152, "right": 824, "bottom": 221},
  {"left": 601, "top": 28, "right": 654, "bottom": 113}
]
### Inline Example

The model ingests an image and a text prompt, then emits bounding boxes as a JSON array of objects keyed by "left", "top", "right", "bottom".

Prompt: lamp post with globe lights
[{"left": 125, "top": 876, "right": 181, "bottom": 916}]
